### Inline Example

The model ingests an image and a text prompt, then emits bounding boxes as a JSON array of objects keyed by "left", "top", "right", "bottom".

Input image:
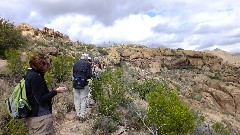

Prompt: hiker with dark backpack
[
  {"left": 73, "top": 53, "right": 92, "bottom": 122},
  {"left": 24, "top": 53, "right": 68, "bottom": 135}
]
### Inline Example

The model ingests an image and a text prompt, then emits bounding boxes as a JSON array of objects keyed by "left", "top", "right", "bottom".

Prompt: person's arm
[
  {"left": 31, "top": 76, "right": 57, "bottom": 105},
  {"left": 87, "top": 62, "right": 92, "bottom": 79}
]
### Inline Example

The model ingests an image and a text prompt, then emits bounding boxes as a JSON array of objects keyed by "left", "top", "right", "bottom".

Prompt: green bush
[
  {"left": 50, "top": 54, "right": 74, "bottom": 83},
  {"left": 97, "top": 47, "right": 109, "bottom": 56},
  {"left": 131, "top": 79, "right": 163, "bottom": 100},
  {"left": 92, "top": 67, "right": 126, "bottom": 117},
  {"left": 91, "top": 67, "right": 128, "bottom": 133},
  {"left": 0, "top": 17, "right": 27, "bottom": 57},
  {"left": 44, "top": 70, "right": 55, "bottom": 88},
  {"left": 0, "top": 118, "right": 28, "bottom": 135},
  {"left": 212, "top": 122, "right": 233, "bottom": 135},
  {"left": 5, "top": 49, "right": 28, "bottom": 77},
  {"left": 93, "top": 116, "right": 119, "bottom": 134},
  {"left": 129, "top": 79, "right": 196, "bottom": 134},
  {"left": 146, "top": 88, "right": 196, "bottom": 134},
  {"left": 0, "top": 104, "right": 28, "bottom": 135}
]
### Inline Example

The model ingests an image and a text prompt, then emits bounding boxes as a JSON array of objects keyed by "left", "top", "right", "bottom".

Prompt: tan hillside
[{"left": 208, "top": 48, "right": 240, "bottom": 67}]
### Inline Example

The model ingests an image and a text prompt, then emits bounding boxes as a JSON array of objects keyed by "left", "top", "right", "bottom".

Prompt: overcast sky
[{"left": 1, "top": 0, "right": 240, "bottom": 52}]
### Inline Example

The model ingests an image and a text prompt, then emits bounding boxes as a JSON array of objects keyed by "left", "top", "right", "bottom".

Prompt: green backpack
[{"left": 5, "top": 78, "right": 31, "bottom": 119}]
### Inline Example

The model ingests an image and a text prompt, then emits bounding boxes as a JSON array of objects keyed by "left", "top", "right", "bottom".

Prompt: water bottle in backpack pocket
[{"left": 5, "top": 78, "right": 31, "bottom": 119}]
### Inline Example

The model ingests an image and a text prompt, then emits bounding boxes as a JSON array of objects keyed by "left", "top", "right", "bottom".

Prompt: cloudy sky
[{"left": 0, "top": 0, "right": 240, "bottom": 52}]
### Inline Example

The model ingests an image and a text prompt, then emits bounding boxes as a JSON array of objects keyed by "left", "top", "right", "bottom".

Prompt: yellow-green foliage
[
  {"left": 146, "top": 86, "right": 196, "bottom": 134},
  {"left": 212, "top": 122, "right": 234, "bottom": 135},
  {"left": 50, "top": 54, "right": 74, "bottom": 83},
  {"left": 131, "top": 79, "right": 161, "bottom": 100},
  {"left": 5, "top": 49, "right": 29, "bottom": 77},
  {"left": 97, "top": 46, "right": 108, "bottom": 56},
  {"left": 45, "top": 70, "right": 55, "bottom": 88},
  {"left": 92, "top": 68, "right": 197, "bottom": 134},
  {"left": 0, "top": 17, "right": 27, "bottom": 57},
  {"left": 91, "top": 67, "right": 128, "bottom": 133},
  {"left": 0, "top": 104, "right": 28, "bottom": 135},
  {"left": 0, "top": 118, "right": 28, "bottom": 135},
  {"left": 91, "top": 67, "right": 126, "bottom": 117},
  {"left": 130, "top": 79, "right": 196, "bottom": 134}
]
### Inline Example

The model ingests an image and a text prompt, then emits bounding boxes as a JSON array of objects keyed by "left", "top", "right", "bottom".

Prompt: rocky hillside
[
  {"left": 103, "top": 45, "right": 240, "bottom": 132},
  {"left": 1, "top": 23, "right": 240, "bottom": 134},
  {"left": 16, "top": 23, "right": 70, "bottom": 42}
]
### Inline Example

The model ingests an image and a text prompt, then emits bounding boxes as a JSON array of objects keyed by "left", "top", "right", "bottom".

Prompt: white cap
[
  {"left": 82, "top": 53, "right": 89, "bottom": 57},
  {"left": 81, "top": 53, "right": 89, "bottom": 59}
]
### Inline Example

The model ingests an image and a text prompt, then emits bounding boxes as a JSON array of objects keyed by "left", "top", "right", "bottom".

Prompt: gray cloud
[
  {"left": 29, "top": 0, "right": 153, "bottom": 26},
  {"left": 194, "top": 24, "right": 238, "bottom": 34},
  {"left": 1, "top": 0, "right": 240, "bottom": 52},
  {"left": 152, "top": 23, "right": 196, "bottom": 34},
  {"left": 193, "top": 35, "right": 240, "bottom": 50}
]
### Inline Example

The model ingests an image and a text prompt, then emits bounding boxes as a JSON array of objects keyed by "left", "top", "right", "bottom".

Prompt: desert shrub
[
  {"left": 131, "top": 79, "right": 162, "bottom": 100},
  {"left": 0, "top": 118, "right": 28, "bottom": 135},
  {"left": 5, "top": 49, "right": 29, "bottom": 78},
  {"left": 93, "top": 116, "right": 119, "bottom": 134},
  {"left": 77, "top": 42, "right": 95, "bottom": 52},
  {"left": 170, "top": 49, "right": 176, "bottom": 54},
  {"left": 208, "top": 72, "right": 221, "bottom": 80},
  {"left": 0, "top": 17, "right": 27, "bottom": 57},
  {"left": 44, "top": 70, "right": 55, "bottom": 88},
  {"left": 91, "top": 67, "right": 128, "bottom": 133},
  {"left": 52, "top": 90, "right": 75, "bottom": 123},
  {"left": 0, "top": 103, "right": 28, "bottom": 135},
  {"left": 50, "top": 54, "right": 74, "bottom": 83},
  {"left": 97, "top": 47, "right": 108, "bottom": 56},
  {"left": 212, "top": 122, "right": 234, "bottom": 135},
  {"left": 130, "top": 79, "right": 196, "bottom": 134},
  {"left": 29, "top": 39, "right": 49, "bottom": 47},
  {"left": 146, "top": 88, "right": 196, "bottom": 135}
]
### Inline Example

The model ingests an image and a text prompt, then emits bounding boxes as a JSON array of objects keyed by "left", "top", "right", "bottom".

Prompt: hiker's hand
[{"left": 55, "top": 87, "right": 68, "bottom": 93}]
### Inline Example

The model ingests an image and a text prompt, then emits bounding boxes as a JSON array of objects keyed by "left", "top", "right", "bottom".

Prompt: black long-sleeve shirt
[
  {"left": 73, "top": 59, "right": 92, "bottom": 79},
  {"left": 25, "top": 69, "right": 57, "bottom": 117}
]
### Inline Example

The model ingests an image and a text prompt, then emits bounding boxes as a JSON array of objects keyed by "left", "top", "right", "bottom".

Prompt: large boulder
[{"left": 17, "top": 23, "right": 35, "bottom": 36}]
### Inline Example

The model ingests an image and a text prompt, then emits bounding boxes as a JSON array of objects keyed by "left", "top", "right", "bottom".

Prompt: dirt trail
[{"left": 56, "top": 109, "right": 94, "bottom": 135}]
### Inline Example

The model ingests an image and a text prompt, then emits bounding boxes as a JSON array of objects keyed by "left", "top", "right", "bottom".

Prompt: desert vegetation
[{"left": 0, "top": 17, "right": 28, "bottom": 58}]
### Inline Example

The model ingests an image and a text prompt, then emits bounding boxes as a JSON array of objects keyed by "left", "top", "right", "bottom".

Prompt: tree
[{"left": 0, "top": 17, "right": 27, "bottom": 58}]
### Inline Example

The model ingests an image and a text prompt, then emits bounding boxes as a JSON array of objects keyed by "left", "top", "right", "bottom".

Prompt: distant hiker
[
  {"left": 25, "top": 53, "right": 68, "bottom": 135},
  {"left": 93, "top": 57, "right": 102, "bottom": 70},
  {"left": 93, "top": 57, "right": 102, "bottom": 79},
  {"left": 101, "top": 61, "right": 106, "bottom": 71},
  {"left": 73, "top": 53, "right": 92, "bottom": 122}
]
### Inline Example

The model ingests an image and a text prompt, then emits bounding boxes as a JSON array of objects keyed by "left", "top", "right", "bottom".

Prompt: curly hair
[{"left": 29, "top": 53, "right": 51, "bottom": 72}]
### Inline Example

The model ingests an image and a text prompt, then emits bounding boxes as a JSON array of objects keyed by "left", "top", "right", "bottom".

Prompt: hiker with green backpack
[{"left": 24, "top": 53, "right": 67, "bottom": 134}]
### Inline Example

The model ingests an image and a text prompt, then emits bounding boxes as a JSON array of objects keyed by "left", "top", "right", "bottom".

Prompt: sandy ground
[{"left": 0, "top": 59, "right": 7, "bottom": 72}]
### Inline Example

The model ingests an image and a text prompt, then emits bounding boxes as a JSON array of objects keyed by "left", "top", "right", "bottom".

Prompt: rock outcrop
[{"left": 17, "top": 23, "right": 70, "bottom": 41}]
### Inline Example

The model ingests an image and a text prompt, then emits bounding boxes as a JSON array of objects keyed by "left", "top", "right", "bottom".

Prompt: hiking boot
[
  {"left": 75, "top": 116, "right": 81, "bottom": 121},
  {"left": 88, "top": 113, "right": 96, "bottom": 119},
  {"left": 76, "top": 117, "right": 86, "bottom": 123}
]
